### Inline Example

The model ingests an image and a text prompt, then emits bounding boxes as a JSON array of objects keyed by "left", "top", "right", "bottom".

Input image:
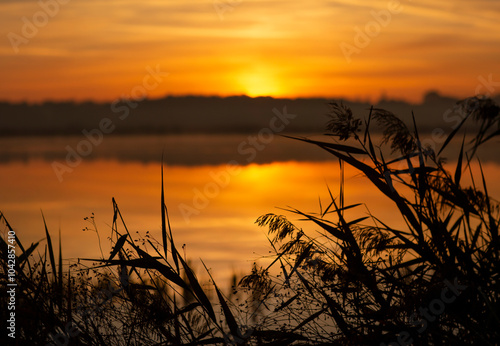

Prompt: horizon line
[{"left": 1, "top": 90, "right": 493, "bottom": 106}]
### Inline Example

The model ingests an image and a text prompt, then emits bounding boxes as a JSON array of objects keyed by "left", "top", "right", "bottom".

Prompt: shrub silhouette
[{"left": 241, "top": 96, "right": 500, "bottom": 345}]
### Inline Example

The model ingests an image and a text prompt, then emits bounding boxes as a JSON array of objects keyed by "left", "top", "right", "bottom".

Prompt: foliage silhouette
[
  {"left": 241, "top": 96, "right": 500, "bottom": 345},
  {"left": 1, "top": 96, "right": 499, "bottom": 344}
]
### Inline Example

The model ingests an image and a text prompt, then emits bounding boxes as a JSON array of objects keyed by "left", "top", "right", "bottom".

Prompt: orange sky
[{"left": 1, "top": 0, "right": 499, "bottom": 103}]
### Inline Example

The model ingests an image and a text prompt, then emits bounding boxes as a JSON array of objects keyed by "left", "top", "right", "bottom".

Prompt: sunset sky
[{"left": 1, "top": 0, "right": 499, "bottom": 103}]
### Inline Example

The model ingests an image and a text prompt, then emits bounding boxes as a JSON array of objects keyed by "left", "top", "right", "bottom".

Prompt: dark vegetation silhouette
[
  {"left": 1, "top": 96, "right": 499, "bottom": 344},
  {"left": 2, "top": 92, "right": 498, "bottom": 136}
]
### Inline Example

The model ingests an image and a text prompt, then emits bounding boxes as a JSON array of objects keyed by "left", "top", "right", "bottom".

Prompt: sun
[{"left": 237, "top": 68, "right": 284, "bottom": 97}]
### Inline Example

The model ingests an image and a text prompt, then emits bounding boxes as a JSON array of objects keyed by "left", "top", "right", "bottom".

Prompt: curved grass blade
[
  {"left": 478, "top": 159, "right": 499, "bottom": 245},
  {"left": 275, "top": 293, "right": 300, "bottom": 312},
  {"left": 107, "top": 233, "right": 128, "bottom": 262},
  {"left": 202, "top": 260, "right": 241, "bottom": 340},
  {"left": 41, "top": 211, "right": 57, "bottom": 282},
  {"left": 17, "top": 240, "right": 40, "bottom": 269},
  {"left": 287, "top": 207, "right": 348, "bottom": 242},
  {"left": 161, "top": 157, "right": 169, "bottom": 262},
  {"left": 292, "top": 308, "right": 327, "bottom": 332},
  {"left": 438, "top": 111, "right": 470, "bottom": 155},
  {"left": 455, "top": 134, "right": 465, "bottom": 185},
  {"left": 288, "top": 243, "right": 313, "bottom": 280},
  {"left": 58, "top": 228, "right": 63, "bottom": 308},
  {"left": 178, "top": 255, "right": 216, "bottom": 323},
  {"left": 282, "top": 135, "right": 367, "bottom": 155},
  {"left": 84, "top": 257, "right": 189, "bottom": 290}
]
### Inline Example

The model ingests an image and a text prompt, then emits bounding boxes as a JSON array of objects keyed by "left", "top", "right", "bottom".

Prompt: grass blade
[
  {"left": 58, "top": 227, "right": 63, "bottom": 308},
  {"left": 161, "top": 157, "right": 169, "bottom": 262},
  {"left": 41, "top": 211, "right": 57, "bottom": 282},
  {"left": 107, "top": 233, "right": 128, "bottom": 262},
  {"left": 438, "top": 111, "right": 470, "bottom": 155},
  {"left": 478, "top": 159, "right": 499, "bottom": 245},
  {"left": 288, "top": 243, "right": 313, "bottom": 280},
  {"left": 290, "top": 208, "right": 348, "bottom": 242},
  {"left": 178, "top": 255, "right": 216, "bottom": 323},
  {"left": 455, "top": 134, "right": 465, "bottom": 185},
  {"left": 203, "top": 260, "right": 241, "bottom": 340},
  {"left": 17, "top": 240, "right": 40, "bottom": 269},
  {"left": 282, "top": 135, "right": 367, "bottom": 155}
]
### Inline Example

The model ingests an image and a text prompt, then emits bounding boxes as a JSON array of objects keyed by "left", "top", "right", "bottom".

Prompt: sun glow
[{"left": 238, "top": 70, "right": 283, "bottom": 97}]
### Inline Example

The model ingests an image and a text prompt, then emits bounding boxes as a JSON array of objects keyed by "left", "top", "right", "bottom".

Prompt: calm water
[{"left": 1, "top": 134, "right": 499, "bottom": 284}]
